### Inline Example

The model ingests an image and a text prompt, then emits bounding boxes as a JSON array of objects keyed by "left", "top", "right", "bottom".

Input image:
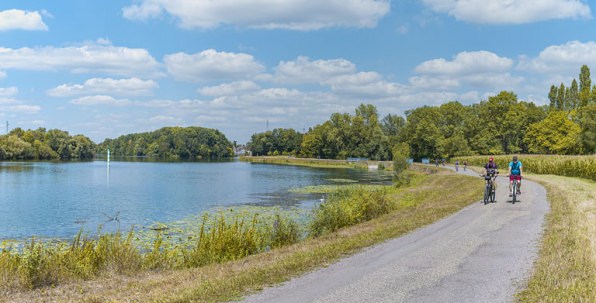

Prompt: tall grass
[
  {"left": 453, "top": 155, "right": 596, "bottom": 181},
  {"left": 309, "top": 186, "right": 393, "bottom": 237},
  {"left": 0, "top": 211, "right": 301, "bottom": 294}
]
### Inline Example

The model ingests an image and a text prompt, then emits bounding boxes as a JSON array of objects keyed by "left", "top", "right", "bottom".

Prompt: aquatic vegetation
[
  {"left": 0, "top": 205, "right": 307, "bottom": 292},
  {"left": 326, "top": 178, "right": 358, "bottom": 183},
  {"left": 289, "top": 185, "right": 342, "bottom": 193}
]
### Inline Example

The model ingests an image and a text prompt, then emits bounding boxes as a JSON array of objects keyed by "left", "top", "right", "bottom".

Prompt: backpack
[{"left": 486, "top": 163, "right": 496, "bottom": 175}]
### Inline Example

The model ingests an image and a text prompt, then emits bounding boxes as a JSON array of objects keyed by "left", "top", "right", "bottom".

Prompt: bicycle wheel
[
  {"left": 492, "top": 187, "right": 496, "bottom": 203},
  {"left": 484, "top": 184, "right": 489, "bottom": 205},
  {"left": 512, "top": 181, "right": 517, "bottom": 204}
]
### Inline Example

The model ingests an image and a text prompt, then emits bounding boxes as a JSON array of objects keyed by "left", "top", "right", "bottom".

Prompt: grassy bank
[
  {"left": 516, "top": 174, "right": 596, "bottom": 302},
  {"left": 2, "top": 167, "right": 483, "bottom": 302},
  {"left": 240, "top": 156, "right": 374, "bottom": 169}
]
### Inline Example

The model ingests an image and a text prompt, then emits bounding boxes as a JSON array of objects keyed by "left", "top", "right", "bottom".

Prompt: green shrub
[{"left": 309, "top": 186, "right": 393, "bottom": 237}]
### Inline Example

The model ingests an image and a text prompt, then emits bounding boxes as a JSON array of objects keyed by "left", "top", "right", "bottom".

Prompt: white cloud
[
  {"left": 0, "top": 97, "right": 19, "bottom": 105},
  {"left": 0, "top": 9, "right": 48, "bottom": 31},
  {"left": 164, "top": 49, "right": 265, "bottom": 82},
  {"left": 40, "top": 9, "right": 53, "bottom": 18},
  {"left": 415, "top": 51, "right": 513, "bottom": 75},
  {"left": 47, "top": 78, "right": 159, "bottom": 97},
  {"left": 463, "top": 73, "right": 524, "bottom": 88},
  {"left": 321, "top": 72, "right": 410, "bottom": 97},
  {"left": 134, "top": 100, "right": 176, "bottom": 107},
  {"left": 0, "top": 71, "right": 5, "bottom": 80},
  {"left": 321, "top": 72, "right": 383, "bottom": 86},
  {"left": 413, "top": 51, "right": 522, "bottom": 89},
  {"left": 122, "top": 0, "right": 390, "bottom": 30},
  {"left": 263, "top": 56, "right": 356, "bottom": 84},
  {"left": 517, "top": 41, "right": 596, "bottom": 76},
  {"left": 198, "top": 81, "right": 260, "bottom": 96},
  {"left": 0, "top": 87, "right": 18, "bottom": 96},
  {"left": 96, "top": 37, "right": 112, "bottom": 46},
  {"left": 422, "top": 0, "right": 591, "bottom": 24},
  {"left": 0, "top": 42, "right": 163, "bottom": 78},
  {"left": 0, "top": 104, "right": 40, "bottom": 113},
  {"left": 409, "top": 76, "right": 461, "bottom": 90},
  {"left": 69, "top": 95, "right": 132, "bottom": 106}
]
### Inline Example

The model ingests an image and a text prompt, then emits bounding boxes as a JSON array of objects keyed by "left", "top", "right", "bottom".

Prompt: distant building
[{"left": 234, "top": 145, "right": 251, "bottom": 156}]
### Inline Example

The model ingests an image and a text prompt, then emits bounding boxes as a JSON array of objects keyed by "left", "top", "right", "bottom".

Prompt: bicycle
[
  {"left": 455, "top": 162, "right": 459, "bottom": 171},
  {"left": 509, "top": 175, "right": 522, "bottom": 204},
  {"left": 464, "top": 163, "right": 467, "bottom": 171},
  {"left": 481, "top": 172, "right": 498, "bottom": 205}
]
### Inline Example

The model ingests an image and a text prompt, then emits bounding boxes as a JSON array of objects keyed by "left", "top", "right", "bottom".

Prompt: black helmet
[{"left": 513, "top": 156, "right": 518, "bottom": 161}]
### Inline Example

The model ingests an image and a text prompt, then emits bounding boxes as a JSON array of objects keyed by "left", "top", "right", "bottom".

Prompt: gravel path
[{"left": 242, "top": 166, "right": 549, "bottom": 303}]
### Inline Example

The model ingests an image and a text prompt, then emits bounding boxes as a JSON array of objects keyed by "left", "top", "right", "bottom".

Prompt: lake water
[{"left": 0, "top": 159, "right": 392, "bottom": 239}]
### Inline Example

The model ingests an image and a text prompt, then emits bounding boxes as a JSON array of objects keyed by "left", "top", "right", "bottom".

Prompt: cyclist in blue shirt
[{"left": 507, "top": 156, "right": 523, "bottom": 197}]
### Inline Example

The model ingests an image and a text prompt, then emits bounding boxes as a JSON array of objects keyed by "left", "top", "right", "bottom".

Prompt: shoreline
[{"left": 240, "top": 156, "right": 394, "bottom": 170}]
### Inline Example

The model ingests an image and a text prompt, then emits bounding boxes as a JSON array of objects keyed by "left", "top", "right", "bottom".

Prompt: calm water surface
[{"left": 0, "top": 159, "right": 391, "bottom": 239}]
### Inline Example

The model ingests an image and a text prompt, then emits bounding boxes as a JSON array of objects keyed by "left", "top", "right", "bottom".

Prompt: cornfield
[{"left": 452, "top": 155, "right": 596, "bottom": 181}]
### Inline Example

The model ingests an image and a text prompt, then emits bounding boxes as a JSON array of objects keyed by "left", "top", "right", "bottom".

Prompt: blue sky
[{"left": 0, "top": 0, "right": 595, "bottom": 144}]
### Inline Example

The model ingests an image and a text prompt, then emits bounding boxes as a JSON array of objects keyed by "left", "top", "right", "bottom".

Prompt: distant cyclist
[
  {"left": 455, "top": 160, "right": 460, "bottom": 171},
  {"left": 463, "top": 160, "right": 467, "bottom": 171},
  {"left": 442, "top": 158, "right": 445, "bottom": 166},
  {"left": 480, "top": 157, "right": 499, "bottom": 192},
  {"left": 436, "top": 158, "right": 439, "bottom": 166},
  {"left": 507, "top": 156, "right": 523, "bottom": 197}
]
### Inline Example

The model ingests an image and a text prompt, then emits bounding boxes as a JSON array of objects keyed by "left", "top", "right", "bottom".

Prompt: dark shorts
[{"left": 510, "top": 175, "right": 521, "bottom": 181}]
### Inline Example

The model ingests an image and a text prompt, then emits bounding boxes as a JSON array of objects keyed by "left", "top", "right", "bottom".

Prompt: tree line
[
  {"left": 96, "top": 126, "right": 235, "bottom": 158},
  {"left": 248, "top": 65, "right": 596, "bottom": 160},
  {"left": 0, "top": 128, "right": 95, "bottom": 160}
]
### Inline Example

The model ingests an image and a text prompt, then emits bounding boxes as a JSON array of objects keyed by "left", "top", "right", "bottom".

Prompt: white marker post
[{"left": 107, "top": 149, "right": 110, "bottom": 167}]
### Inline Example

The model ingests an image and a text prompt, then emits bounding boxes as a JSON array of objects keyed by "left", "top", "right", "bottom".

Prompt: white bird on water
[{"left": 320, "top": 195, "right": 325, "bottom": 202}]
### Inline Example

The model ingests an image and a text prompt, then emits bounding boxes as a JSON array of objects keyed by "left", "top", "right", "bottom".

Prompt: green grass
[{"left": 516, "top": 174, "right": 596, "bottom": 302}]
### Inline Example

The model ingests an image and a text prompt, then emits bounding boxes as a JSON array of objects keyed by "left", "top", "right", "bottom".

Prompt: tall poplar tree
[
  {"left": 570, "top": 79, "right": 580, "bottom": 110},
  {"left": 548, "top": 84, "right": 558, "bottom": 110},
  {"left": 580, "top": 65, "right": 592, "bottom": 109},
  {"left": 556, "top": 83, "right": 566, "bottom": 110}
]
